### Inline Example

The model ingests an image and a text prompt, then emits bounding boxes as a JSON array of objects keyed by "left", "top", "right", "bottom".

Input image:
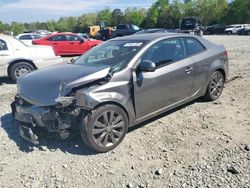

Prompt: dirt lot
[{"left": 0, "top": 36, "right": 249, "bottom": 188}]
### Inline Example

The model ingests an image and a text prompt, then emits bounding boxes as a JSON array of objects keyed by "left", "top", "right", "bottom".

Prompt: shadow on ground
[
  {"left": 0, "top": 113, "right": 96, "bottom": 156},
  {"left": 0, "top": 99, "right": 204, "bottom": 155},
  {"left": 0, "top": 78, "right": 15, "bottom": 85}
]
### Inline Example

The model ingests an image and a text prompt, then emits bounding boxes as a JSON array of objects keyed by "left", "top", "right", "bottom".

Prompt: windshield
[{"left": 74, "top": 40, "right": 146, "bottom": 73}]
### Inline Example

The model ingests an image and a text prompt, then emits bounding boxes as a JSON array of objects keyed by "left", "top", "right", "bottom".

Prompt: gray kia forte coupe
[{"left": 12, "top": 33, "right": 229, "bottom": 152}]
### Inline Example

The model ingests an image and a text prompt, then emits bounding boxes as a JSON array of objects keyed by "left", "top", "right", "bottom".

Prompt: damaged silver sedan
[{"left": 12, "top": 33, "right": 229, "bottom": 152}]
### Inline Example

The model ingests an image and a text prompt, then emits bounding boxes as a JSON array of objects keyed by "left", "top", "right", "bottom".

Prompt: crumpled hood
[{"left": 18, "top": 63, "right": 110, "bottom": 106}]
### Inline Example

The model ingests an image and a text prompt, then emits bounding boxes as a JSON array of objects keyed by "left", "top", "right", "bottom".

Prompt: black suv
[
  {"left": 111, "top": 24, "right": 140, "bottom": 38},
  {"left": 205, "top": 23, "right": 226, "bottom": 35},
  {"left": 180, "top": 17, "right": 204, "bottom": 36}
]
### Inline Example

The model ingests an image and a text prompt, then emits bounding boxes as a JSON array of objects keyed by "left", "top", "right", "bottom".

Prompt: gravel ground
[{"left": 0, "top": 36, "right": 250, "bottom": 188}]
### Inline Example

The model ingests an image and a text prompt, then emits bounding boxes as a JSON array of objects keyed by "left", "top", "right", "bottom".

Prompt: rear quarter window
[
  {"left": 0, "top": 39, "right": 8, "bottom": 50},
  {"left": 185, "top": 38, "right": 206, "bottom": 56}
]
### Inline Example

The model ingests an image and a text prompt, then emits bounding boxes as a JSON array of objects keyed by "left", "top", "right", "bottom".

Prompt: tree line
[{"left": 0, "top": 0, "right": 249, "bottom": 35}]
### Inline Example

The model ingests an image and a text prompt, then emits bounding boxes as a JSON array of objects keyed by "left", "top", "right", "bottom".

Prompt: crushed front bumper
[
  {"left": 13, "top": 95, "right": 82, "bottom": 144},
  {"left": 19, "top": 124, "right": 39, "bottom": 145}
]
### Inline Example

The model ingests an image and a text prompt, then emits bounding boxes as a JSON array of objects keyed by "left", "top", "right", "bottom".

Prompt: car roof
[{"left": 110, "top": 33, "right": 194, "bottom": 42}]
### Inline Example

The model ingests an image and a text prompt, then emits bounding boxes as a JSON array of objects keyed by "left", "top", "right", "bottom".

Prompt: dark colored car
[
  {"left": 32, "top": 32, "right": 102, "bottom": 56},
  {"left": 180, "top": 17, "right": 205, "bottom": 36},
  {"left": 111, "top": 24, "right": 140, "bottom": 38},
  {"left": 12, "top": 33, "right": 229, "bottom": 152},
  {"left": 237, "top": 27, "right": 250, "bottom": 35},
  {"left": 134, "top": 28, "right": 176, "bottom": 35},
  {"left": 205, "top": 23, "right": 226, "bottom": 35},
  {"left": 96, "top": 28, "right": 112, "bottom": 41}
]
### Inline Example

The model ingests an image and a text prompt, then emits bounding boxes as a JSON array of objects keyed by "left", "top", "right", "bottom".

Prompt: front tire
[
  {"left": 204, "top": 71, "right": 225, "bottom": 101},
  {"left": 80, "top": 105, "right": 128, "bottom": 152},
  {"left": 10, "top": 62, "right": 35, "bottom": 82}
]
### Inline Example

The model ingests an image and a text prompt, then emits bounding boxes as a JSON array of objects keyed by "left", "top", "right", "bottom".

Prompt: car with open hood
[{"left": 12, "top": 33, "right": 229, "bottom": 152}]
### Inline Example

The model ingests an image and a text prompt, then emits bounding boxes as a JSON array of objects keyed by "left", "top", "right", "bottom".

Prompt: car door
[
  {"left": 133, "top": 38, "right": 195, "bottom": 119},
  {"left": 0, "top": 39, "right": 13, "bottom": 70},
  {"left": 183, "top": 37, "right": 208, "bottom": 93},
  {"left": 47, "top": 35, "right": 67, "bottom": 55},
  {"left": 66, "top": 34, "right": 88, "bottom": 54}
]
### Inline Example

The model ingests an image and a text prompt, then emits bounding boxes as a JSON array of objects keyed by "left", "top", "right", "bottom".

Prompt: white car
[
  {"left": 225, "top": 24, "right": 250, "bottom": 35},
  {"left": 16, "top": 33, "right": 42, "bottom": 46},
  {"left": 0, "top": 34, "right": 63, "bottom": 81}
]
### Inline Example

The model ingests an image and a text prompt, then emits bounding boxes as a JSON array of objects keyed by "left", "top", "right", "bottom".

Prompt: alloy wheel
[
  {"left": 210, "top": 71, "right": 224, "bottom": 99},
  {"left": 92, "top": 110, "right": 125, "bottom": 148}
]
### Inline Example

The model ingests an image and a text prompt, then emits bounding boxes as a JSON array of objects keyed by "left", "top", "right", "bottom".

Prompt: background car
[
  {"left": 0, "top": 34, "right": 62, "bottom": 81},
  {"left": 225, "top": 24, "right": 250, "bottom": 35},
  {"left": 13, "top": 33, "right": 229, "bottom": 152},
  {"left": 111, "top": 24, "right": 140, "bottom": 38},
  {"left": 32, "top": 32, "right": 102, "bottom": 56},
  {"left": 205, "top": 23, "right": 226, "bottom": 35},
  {"left": 16, "top": 33, "right": 42, "bottom": 45},
  {"left": 237, "top": 26, "right": 250, "bottom": 35},
  {"left": 179, "top": 17, "right": 205, "bottom": 36}
]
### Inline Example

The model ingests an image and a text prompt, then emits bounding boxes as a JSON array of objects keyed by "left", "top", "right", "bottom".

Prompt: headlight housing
[{"left": 55, "top": 96, "right": 76, "bottom": 108}]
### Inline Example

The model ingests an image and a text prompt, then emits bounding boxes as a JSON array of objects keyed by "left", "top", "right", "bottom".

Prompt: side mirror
[
  {"left": 137, "top": 60, "right": 156, "bottom": 72},
  {"left": 80, "top": 39, "right": 84, "bottom": 44}
]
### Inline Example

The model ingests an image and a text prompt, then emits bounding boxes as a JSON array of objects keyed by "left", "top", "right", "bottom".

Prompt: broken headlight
[{"left": 55, "top": 96, "right": 76, "bottom": 108}]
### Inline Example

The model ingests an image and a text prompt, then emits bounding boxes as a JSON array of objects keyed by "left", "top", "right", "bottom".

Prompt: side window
[
  {"left": 141, "top": 38, "right": 185, "bottom": 68},
  {"left": 185, "top": 38, "right": 205, "bottom": 56},
  {"left": 33, "top": 35, "right": 41, "bottom": 39},
  {"left": 0, "top": 39, "right": 8, "bottom": 51},
  {"left": 19, "top": 35, "right": 32, "bottom": 40},
  {"left": 48, "top": 35, "right": 66, "bottom": 41},
  {"left": 66, "top": 35, "right": 81, "bottom": 41}
]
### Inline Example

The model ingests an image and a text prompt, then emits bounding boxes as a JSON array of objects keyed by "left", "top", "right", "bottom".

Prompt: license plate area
[{"left": 15, "top": 112, "right": 33, "bottom": 123}]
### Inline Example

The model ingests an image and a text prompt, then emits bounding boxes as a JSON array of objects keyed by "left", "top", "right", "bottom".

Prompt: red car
[{"left": 32, "top": 33, "right": 102, "bottom": 56}]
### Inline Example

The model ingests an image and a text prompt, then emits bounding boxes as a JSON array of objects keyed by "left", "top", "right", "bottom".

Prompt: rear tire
[
  {"left": 10, "top": 62, "right": 35, "bottom": 82},
  {"left": 80, "top": 105, "right": 128, "bottom": 153},
  {"left": 204, "top": 71, "right": 225, "bottom": 101}
]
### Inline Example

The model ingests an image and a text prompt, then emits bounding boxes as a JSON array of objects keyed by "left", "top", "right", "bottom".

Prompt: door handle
[
  {"left": 53, "top": 43, "right": 58, "bottom": 45},
  {"left": 69, "top": 42, "right": 74, "bottom": 44},
  {"left": 0, "top": 54, "right": 10, "bottom": 56},
  {"left": 185, "top": 67, "right": 193, "bottom": 73}
]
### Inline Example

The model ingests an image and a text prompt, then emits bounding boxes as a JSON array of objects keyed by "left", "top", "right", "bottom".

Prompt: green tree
[
  {"left": 226, "top": 0, "right": 250, "bottom": 24},
  {"left": 143, "top": 6, "right": 159, "bottom": 28},
  {"left": 124, "top": 8, "right": 146, "bottom": 26},
  {"left": 0, "top": 21, "right": 5, "bottom": 32},
  {"left": 10, "top": 22, "right": 26, "bottom": 35},
  {"left": 111, "top": 9, "right": 124, "bottom": 26},
  {"left": 97, "top": 9, "right": 112, "bottom": 25}
]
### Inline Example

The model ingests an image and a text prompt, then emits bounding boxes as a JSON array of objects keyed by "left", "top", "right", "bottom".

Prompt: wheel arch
[
  {"left": 92, "top": 101, "right": 130, "bottom": 122},
  {"left": 7, "top": 59, "right": 37, "bottom": 76}
]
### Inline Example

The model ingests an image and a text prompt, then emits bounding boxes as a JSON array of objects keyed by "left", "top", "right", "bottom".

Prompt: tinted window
[
  {"left": 66, "top": 34, "right": 82, "bottom": 41},
  {"left": 141, "top": 38, "right": 185, "bottom": 68},
  {"left": 117, "top": 25, "right": 127, "bottom": 29},
  {"left": 0, "top": 39, "right": 8, "bottom": 50},
  {"left": 19, "top": 35, "right": 32, "bottom": 40},
  {"left": 185, "top": 38, "right": 205, "bottom": 56},
  {"left": 33, "top": 35, "right": 41, "bottom": 39},
  {"left": 48, "top": 35, "right": 66, "bottom": 41}
]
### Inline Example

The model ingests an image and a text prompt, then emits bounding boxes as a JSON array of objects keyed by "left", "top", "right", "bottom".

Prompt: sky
[{"left": 0, "top": 0, "right": 156, "bottom": 23}]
